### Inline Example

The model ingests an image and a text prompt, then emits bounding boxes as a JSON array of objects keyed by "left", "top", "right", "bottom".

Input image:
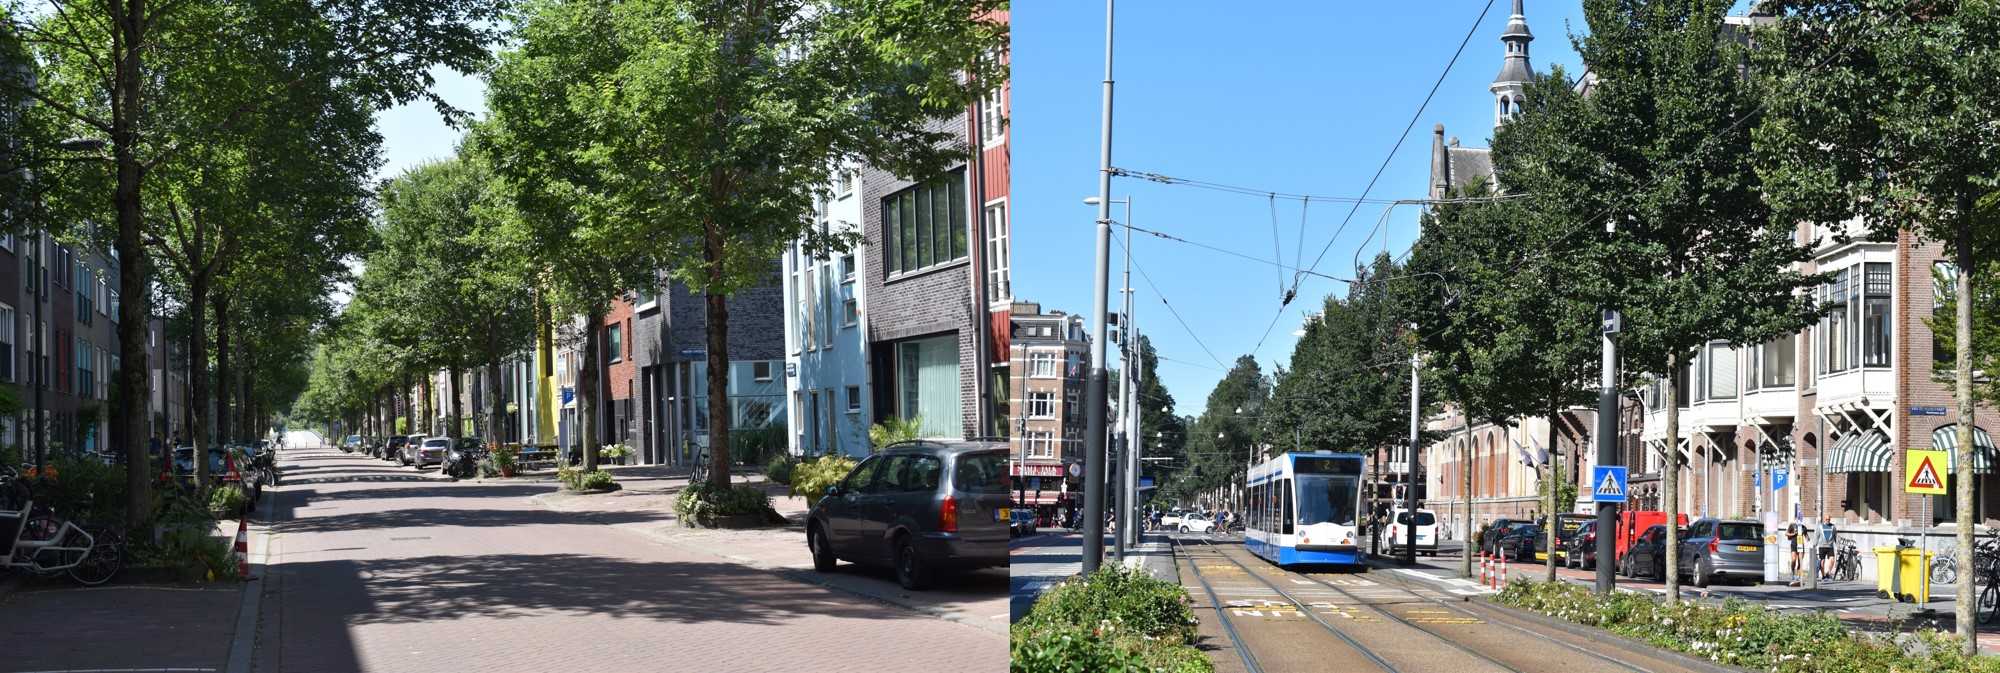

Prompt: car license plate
[
  {"left": 1535, "top": 553, "right": 1547, "bottom": 560},
  {"left": 1737, "top": 545, "right": 1757, "bottom": 552},
  {"left": 996, "top": 508, "right": 1009, "bottom": 522}
]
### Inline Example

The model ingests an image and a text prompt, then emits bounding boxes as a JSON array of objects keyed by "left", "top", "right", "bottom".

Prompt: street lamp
[
  {"left": 1085, "top": 194, "right": 1140, "bottom": 554},
  {"left": 1080, "top": 0, "right": 1116, "bottom": 575}
]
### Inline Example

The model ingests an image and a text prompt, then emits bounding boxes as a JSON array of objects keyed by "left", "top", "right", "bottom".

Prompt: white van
[{"left": 1385, "top": 508, "right": 1440, "bottom": 556}]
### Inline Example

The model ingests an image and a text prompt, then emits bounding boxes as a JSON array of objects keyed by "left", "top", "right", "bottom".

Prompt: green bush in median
[
  {"left": 1010, "top": 564, "right": 1211, "bottom": 673},
  {"left": 674, "top": 480, "right": 779, "bottom": 525},
  {"left": 764, "top": 455, "right": 794, "bottom": 485},
  {"left": 789, "top": 454, "right": 857, "bottom": 507},
  {"left": 1496, "top": 578, "right": 2000, "bottom": 672}
]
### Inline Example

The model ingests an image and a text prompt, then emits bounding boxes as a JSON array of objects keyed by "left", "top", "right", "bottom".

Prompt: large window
[
  {"left": 896, "top": 334, "right": 961, "bottom": 437},
  {"left": 606, "top": 324, "right": 622, "bottom": 364},
  {"left": 75, "top": 263, "right": 93, "bottom": 326},
  {"left": 74, "top": 336, "right": 91, "bottom": 399},
  {"left": 1821, "top": 267, "right": 1853, "bottom": 374},
  {"left": 1026, "top": 391, "right": 1054, "bottom": 419},
  {"left": 1749, "top": 334, "right": 1796, "bottom": 389},
  {"left": 882, "top": 169, "right": 968, "bottom": 275},
  {"left": 1025, "top": 431, "right": 1054, "bottom": 459},
  {"left": 1862, "top": 262, "right": 1892, "bottom": 367},
  {"left": 984, "top": 201, "right": 1009, "bottom": 300},
  {"left": 979, "top": 88, "right": 1005, "bottom": 145},
  {"left": 1704, "top": 341, "right": 1738, "bottom": 400},
  {"left": 1028, "top": 352, "right": 1057, "bottom": 378}
]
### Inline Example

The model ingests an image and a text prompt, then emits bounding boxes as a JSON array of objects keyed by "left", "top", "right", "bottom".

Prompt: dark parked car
[
  {"left": 1679, "top": 518, "right": 1765, "bottom": 587},
  {"left": 1565, "top": 519, "right": 1616, "bottom": 571},
  {"left": 172, "top": 445, "right": 262, "bottom": 510},
  {"left": 1010, "top": 509, "right": 1037, "bottom": 537},
  {"left": 383, "top": 435, "right": 409, "bottom": 461},
  {"left": 1480, "top": 518, "right": 1535, "bottom": 556},
  {"left": 1496, "top": 524, "right": 1544, "bottom": 561},
  {"left": 1620, "top": 524, "right": 1681, "bottom": 581},
  {"left": 805, "top": 439, "right": 1009, "bottom": 590}
]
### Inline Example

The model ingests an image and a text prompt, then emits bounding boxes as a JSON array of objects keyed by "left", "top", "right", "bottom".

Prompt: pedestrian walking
[
  {"left": 1819, "top": 516, "right": 1839, "bottom": 580},
  {"left": 1786, "top": 518, "right": 1809, "bottom": 586}
]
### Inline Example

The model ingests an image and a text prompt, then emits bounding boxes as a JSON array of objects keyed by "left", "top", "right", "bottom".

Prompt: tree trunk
[
  {"left": 1663, "top": 349, "right": 1683, "bottom": 604},
  {"left": 1544, "top": 396, "right": 1560, "bottom": 580},
  {"left": 1956, "top": 216, "right": 1977, "bottom": 654},
  {"left": 187, "top": 272, "right": 211, "bottom": 490},
  {"left": 578, "top": 307, "right": 605, "bottom": 472},
  {"left": 449, "top": 365, "right": 463, "bottom": 439},
  {"left": 705, "top": 221, "right": 733, "bottom": 490},
  {"left": 1461, "top": 414, "right": 1474, "bottom": 579},
  {"left": 113, "top": 0, "right": 155, "bottom": 533},
  {"left": 402, "top": 373, "right": 414, "bottom": 435},
  {"left": 486, "top": 347, "right": 504, "bottom": 448},
  {"left": 213, "top": 292, "right": 232, "bottom": 448}
]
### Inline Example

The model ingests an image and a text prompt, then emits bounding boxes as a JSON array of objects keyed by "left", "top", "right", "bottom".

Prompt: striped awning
[
  {"left": 1827, "top": 429, "right": 1892, "bottom": 473},
  {"left": 1931, "top": 425, "right": 1997, "bottom": 475}
]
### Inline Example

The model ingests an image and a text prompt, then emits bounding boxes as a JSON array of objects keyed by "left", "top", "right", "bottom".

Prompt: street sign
[
  {"left": 1911, "top": 406, "right": 1948, "bottom": 416},
  {"left": 1591, "top": 466, "right": 1629, "bottom": 503},
  {"left": 1773, "top": 469, "right": 1788, "bottom": 491},
  {"left": 1753, "top": 472, "right": 1760, "bottom": 489},
  {"left": 786, "top": 362, "right": 797, "bottom": 377},
  {"left": 1602, "top": 309, "right": 1622, "bottom": 335},
  {"left": 1906, "top": 449, "right": 1949, "bottom": 495}
]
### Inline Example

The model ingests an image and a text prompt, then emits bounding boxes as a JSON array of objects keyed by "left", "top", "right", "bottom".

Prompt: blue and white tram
[{"left": 1244, "top": 452, "right": 1367, "bottom": 566}]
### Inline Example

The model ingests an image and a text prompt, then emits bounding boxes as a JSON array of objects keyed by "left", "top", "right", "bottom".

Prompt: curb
[
  {"left": 225, "top": 466, "right": 280, "bottom": 673},
  {"left": 528, "top": 494, "right": 1005, "bottom": 636}
]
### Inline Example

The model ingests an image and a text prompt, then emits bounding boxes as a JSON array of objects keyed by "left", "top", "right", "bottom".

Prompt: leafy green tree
[
  {"left": 1504, "top": 0, "right": 1822, "bottom": 602},
  {"left": 1754, "top": 0, "right": 2000, "bottom": 645},
  {"left": 1406, "top": 171, "right": 1603, "bottom": 580},
  {"left": 1174, "top": 355, "right": 1268, "bottom": 506},
  {"left": 479, "top": 0, "right": 1006, "bottom": 488},
  {"left": 2, "top": 0, "right": 500, "bottom": 528},
  {"left": 1265, "top": 253, "right": 1431, "bottom": 520}
]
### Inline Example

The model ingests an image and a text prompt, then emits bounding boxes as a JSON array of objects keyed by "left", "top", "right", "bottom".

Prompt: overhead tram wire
[
  {"left": 1291, "top": 0, "right": 1498, "bottom": 296},
  {"left": 1113, "top": 234, "right": 1230, "bottom": 371}
]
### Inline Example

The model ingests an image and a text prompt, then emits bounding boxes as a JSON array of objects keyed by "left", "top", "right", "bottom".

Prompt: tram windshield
[{"left": 1296, "top": 474, "right": 1359, "bottom": 527}]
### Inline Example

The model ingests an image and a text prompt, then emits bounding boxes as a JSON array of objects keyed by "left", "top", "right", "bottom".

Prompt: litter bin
[{"left": 1872, "top": 546, "right": 1931, "bottom": 602}]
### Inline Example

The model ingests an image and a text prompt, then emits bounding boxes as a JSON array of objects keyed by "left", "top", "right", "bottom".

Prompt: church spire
[{"left": 1491, "top": 0, "right": 1534, "bottom": 128}]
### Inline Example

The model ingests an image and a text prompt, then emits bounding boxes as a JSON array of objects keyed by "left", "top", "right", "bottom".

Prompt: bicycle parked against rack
[
  {"left": 1823, "top": 536, "right": 1861, "bottom": 583},
  {"left": 0, "top": 464, "right": 124, "bottom": 585}
]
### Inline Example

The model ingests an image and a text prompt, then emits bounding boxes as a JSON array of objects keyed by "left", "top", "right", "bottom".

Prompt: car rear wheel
[
  {"left": 808, "top": 523, "right": 837, "bottom": 573},
  {"left": 895, "top": 536, "right": 931, "bottom": 591},
  {"left": 1694, "top": 557, "right": 1712, "bottom": 588},
  {"left": 1653, "top": 559, "right": 1666, "bottom": 581}
]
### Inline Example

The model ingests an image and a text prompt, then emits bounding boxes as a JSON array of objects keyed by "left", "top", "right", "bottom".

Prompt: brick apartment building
[{"left": 1005, "top": 304, "right": 1087, "bottom": 516}]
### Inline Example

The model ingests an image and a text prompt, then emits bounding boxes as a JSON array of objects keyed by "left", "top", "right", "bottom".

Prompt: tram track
[{"left": 1177, "top": 535, "right": 1400, "bottom": 673}]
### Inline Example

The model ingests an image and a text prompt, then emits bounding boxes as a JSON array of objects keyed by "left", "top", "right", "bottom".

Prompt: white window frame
[
  {"left": 842, "top": 298, "right": 857, "bottom": 327},
  {"left": 979, "top": 86, "right": 1006, "bottom": 147},
  {"left": 1027, "top": 391, "right": 1054, "bottom": 419},
  {"left": 1028, "top": 352, "right": 1058, "bottom": 378},
  {"left": 0, "top": 302, "right": 13, "bottom": 383},
  {"left": 753, "top": 361, "right": 774, "bottom": 382},
  {"left": 984, "top": 199, "right": 1009, "bottom": 301},
  {"left": 845, "top": 386, "right": 861, "bottom": 414}
]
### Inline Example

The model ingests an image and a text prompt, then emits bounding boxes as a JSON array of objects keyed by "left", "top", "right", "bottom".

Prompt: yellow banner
[{"left": 1906, "top": 449, "right": 1949, "bottom": 495}]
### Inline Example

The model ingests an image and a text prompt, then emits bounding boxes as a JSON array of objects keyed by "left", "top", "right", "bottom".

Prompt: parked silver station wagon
[{"left": 806, "top": 439, "right": 1010, "bottom": 590}]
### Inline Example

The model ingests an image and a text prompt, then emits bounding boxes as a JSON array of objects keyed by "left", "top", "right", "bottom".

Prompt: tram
[{"left": 1244, "top": 452, "right": 1367, "bottom": 566}]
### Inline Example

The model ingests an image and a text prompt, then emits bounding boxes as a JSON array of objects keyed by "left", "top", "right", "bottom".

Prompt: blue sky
[
  {"left": 1011, "top": 1, "right": 1629, "bottom": 418},
  {"left": 375, "top": 66, "right": 487, "bottom": 182}
]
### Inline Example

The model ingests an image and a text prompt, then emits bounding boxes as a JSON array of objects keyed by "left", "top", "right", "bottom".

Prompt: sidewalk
[{"left": 520, "top": 464, "right": 1009, "bottom": 634}]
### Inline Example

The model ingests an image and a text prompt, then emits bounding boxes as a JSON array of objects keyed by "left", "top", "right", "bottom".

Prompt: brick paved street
[
  {"left": 0, "top": 583, "right": 242, "bottom": 672},
  {"left": 252, "top": 438, "right": 1004, "bottom": 672}
]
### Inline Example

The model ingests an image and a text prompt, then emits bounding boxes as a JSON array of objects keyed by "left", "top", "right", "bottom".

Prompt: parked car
[
  {"left": 398, "top": 434, "right": 429, "bottom": 465},
  {"left": 384, "top": 435, "right": 410, "bottom": 461},
  {"left": 1565, "top": 519, "right": 1616, "bottom": 571},
  {"left": 1010, "top": 509, "right": 1037, "bottom": 537},
  {"left": 1178, "top": 512, "right": 1215, "bottom": 534},
  {"left": 805, "top": 439, "right": 1009, "bottom": 590},
  {"left": 1385, "top": 508, "right": 1439, "bottom": 556},
  {"left": 1678, "top": 518, "right": 1765, "bottom": 587},
  {"left": 1496, "top": 523, "right": 1544, "bottom": 561},
  {"left": 1480, "top": 518, "right": 1535, "bottom": 556},
  {"left": 1620, "top": 524, "right": 1682, "bottom": 581},
  {"left": 342, "top": 435, "right": 362, "bottom": 452},
  {"left": 407, "top": 436, "right": 448, "bottom": 468},
  {"left": 1161, "top": 509, "right": 1186, "bottom": 528},
  {"left": 172, "top": 445, "right": 262, "bottom": 510}
]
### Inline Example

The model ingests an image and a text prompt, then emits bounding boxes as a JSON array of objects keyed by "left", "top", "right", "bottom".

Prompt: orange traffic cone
[{"left": 234, "top": 517, "right": 250, "bottom": 579}]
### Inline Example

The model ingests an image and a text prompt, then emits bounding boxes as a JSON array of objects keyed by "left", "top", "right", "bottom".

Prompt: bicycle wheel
[
  {"left": 65, "top": 524, "right": 123, "bottom": 586},
  {"left": 1980, "top": 581, "right": 2000, "bottom": 625},
  {"left": 1838, "top": 555, "right": 1859, "bottom": 583},
  {"left": 1933, "top": 556, "right": 1959, "bottom": 585}
]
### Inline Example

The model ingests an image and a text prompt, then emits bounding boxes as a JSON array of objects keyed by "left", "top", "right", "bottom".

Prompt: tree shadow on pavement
[{"left": 271, "top": 500, "right": 669, "bottom": 534}]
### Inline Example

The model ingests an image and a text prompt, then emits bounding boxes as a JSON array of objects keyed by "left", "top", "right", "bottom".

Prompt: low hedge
[
  {"left": 1496, "top": 578, "right": 2000, "bottom": 672},
  {"left": 1010, "top": 564, "right": 1211, "bottom": 673}
]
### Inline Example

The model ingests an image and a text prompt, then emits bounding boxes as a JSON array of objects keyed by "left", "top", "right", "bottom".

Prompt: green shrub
[
  {"left": 1011, "top": 565, "right": 1210, "bottom": 673},
  {"left": 1496, "top": 579, "right": 1997, "bottom": 672},
  {"left": 577, "top": 469, "right": 616, "bottom": 491},
  {"left": 765, "top": 456, "right": 794, "bottom": 485},
  {"left": 600, "top": 443, "right": 632, "bottom": 459},
  {"left": 191, "top": 533, "right": 240, "bottom": 581},
  {"left": 491, "top": 444, "right": 519, "bottom": 470},
  {"left": 476, "top": 457, "right": 501, "bottom": 478},
  {"left": 46, "top": 455, "right": 127, "bottom": 525},
  {"left": 868, "top": 414, "right": 922, "bottom": 450},
  {"left": 731, "top": 423, "right": 788, "bottom": 464},
  {"left": 208, "top": 485, "right": 246, "bottom": 513},
  {"left": 675, "top": 480, "right": 774, "bottom": 524},
  {"left": 790, "top": 455, "right": 858, "bottom": 507}
]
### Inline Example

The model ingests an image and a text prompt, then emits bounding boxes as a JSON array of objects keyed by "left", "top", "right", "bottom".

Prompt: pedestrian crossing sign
[
  {"left": 1592, "top": 466, "right": 1628, "bottom": 503},
  {"left": 1906, "top": 449, "right": 1949, "bottom": 495}
]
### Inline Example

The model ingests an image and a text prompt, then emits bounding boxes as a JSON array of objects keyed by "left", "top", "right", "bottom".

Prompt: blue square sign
[{"left": 1592, "top": 466, "right": 1629, "bottom": 503}]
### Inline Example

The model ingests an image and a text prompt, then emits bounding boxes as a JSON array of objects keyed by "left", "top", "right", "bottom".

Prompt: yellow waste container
[{"left": 1872, "top": 546, "right": 1931, "bottom": 602}]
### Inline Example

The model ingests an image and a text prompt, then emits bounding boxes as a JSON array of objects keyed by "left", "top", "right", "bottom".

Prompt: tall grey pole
[
  {"left": 1595, "top": 310, "right": 1621, "bottom": 593},
  {"left": 1121, "top": 200, "right": 1139, "bottom": 551},
  {"left": 1403, "top": 348, "right": 1419, "bottom": 566},
  {"left": 1081, "top": 0, "right": 1115, "bottom": 576}
]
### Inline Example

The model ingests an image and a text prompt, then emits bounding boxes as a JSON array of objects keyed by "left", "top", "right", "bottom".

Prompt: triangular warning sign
[
  {"left": 1909, "top": 457, "right": 1944, "bottom": 490},
  {"left": 1596, "top": 472, "right": 1624, "bottom": 497}
]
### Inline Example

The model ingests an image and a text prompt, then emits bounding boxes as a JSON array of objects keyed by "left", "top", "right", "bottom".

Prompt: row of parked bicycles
[{"left": 0, "top": 463, "right": 124, "bottom": 585}]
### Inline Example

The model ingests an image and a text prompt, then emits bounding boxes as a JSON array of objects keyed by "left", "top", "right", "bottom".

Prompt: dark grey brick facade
[{"left": 629, "top": 264, "right": 784, "bottom": 464}]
